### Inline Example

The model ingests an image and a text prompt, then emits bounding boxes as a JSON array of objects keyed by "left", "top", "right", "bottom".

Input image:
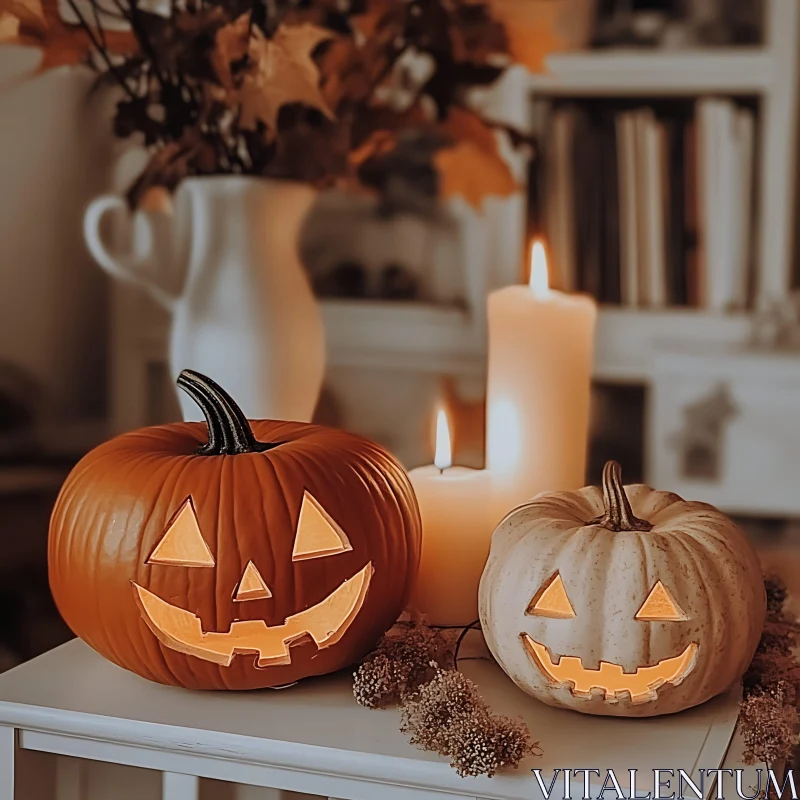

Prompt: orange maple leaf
[
  {"left": 434, "top": 107, "right": 517, "bottom": 209},
  {"left": 239, "top": 23, "right": 335, "bottom": 134},
  {"left": 434, "top": 140, "right": 517, "bottom": 209},
  {"left": 212, "top": 13, "right": 250, "bottom": 91},
  {"left": 488, "top": 0, "right": 566, "bottom": 73},
  {"left": 442, "top": 106, "right": 499, "bottom": 154}
]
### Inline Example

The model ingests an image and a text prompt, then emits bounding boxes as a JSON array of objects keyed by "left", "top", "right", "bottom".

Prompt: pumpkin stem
[
  {"left": 589, "top": 461, "right": 653, "bottom": 532},
  {"left": 176, "top": 370, "right": 276, "bottom": 455}
]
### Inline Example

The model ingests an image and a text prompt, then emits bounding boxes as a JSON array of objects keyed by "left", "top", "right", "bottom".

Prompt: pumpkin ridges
[
  {"left": 124, "top": 453, "right": 204, "bottom": 687},
  {"left": 50, "top": 402, "right": 421, "bottom": 690},
  {"left": 133, "top": 455, "right": 194, "bottom": 686},
  {"left": 277, "top": 433, "right": 404, "bottom": 636},
  {"left": 668, "top": 531, "right": 734, "bottom": 700},
  {"left": 52, "top": 447, "right": 153, "bottom": 682},
  {"left": 480, "top": 470, "right": 766, "bottom": 717},
  {"left": 258, "top": 440, "right": 304, "bottom": 631},
  {"left": 682, "top": 522, "right": 764, "bottom": 695}
]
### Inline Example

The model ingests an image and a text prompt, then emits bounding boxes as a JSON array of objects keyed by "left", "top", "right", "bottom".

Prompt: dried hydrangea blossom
[
  {"left": 354, "top": 621, "right": 538, "bottom": 777},
  {"left": 353, "top": 621, "right": 454, "bottom": 708},
  {"left": 400, "top": 666, "right": 539, "bottom": 777},
  {"left": 740, "top": 684, "right": 799, "bottom": 765},
  {"left": 765, "top": 574, "right": 789, "bottom": 617},
  {"left": 740, "top": 575, "right": 800, "bottom": 765}
]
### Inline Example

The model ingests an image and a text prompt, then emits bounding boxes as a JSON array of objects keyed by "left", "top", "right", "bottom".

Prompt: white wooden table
[{"left": 0, "top": 639, "right": 765, "bottom": 800}]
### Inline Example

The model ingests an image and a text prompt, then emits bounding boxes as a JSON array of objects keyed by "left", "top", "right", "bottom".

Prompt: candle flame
[
  {"left": 434, "top": 407, "right": 452, "bottom": 471},
  {"left": 529, "top": 240, "right": 550, "bottom": 298}
]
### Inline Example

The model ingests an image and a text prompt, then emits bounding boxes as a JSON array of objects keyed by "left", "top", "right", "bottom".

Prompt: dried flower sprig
[
  {"left": 740, "top": 574, "right": 800, "bottom": 765},
  {"left": 354, "top": 620, "right": 539, "bottom": 777},
  {"left": 353, "top": 619, "right": 453, "bottom": 707},
  {"left": 400, "top": 664, "right": 540, "bottom": 777}
]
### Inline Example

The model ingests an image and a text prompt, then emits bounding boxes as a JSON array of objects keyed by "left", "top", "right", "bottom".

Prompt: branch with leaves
[{"left": 1, "top": 0, "right": 535, "bottom": 209}]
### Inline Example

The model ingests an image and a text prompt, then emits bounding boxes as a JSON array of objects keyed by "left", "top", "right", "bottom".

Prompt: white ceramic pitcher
[{"left": 84, "top": 176, "right": 326, "bottom": 423}]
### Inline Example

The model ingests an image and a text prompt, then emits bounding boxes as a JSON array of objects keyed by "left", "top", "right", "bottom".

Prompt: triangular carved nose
[{"left": 233, "top": 561, "right": 272, "bottom": 602}]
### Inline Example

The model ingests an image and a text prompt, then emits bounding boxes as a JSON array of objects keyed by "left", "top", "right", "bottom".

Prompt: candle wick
[{"left": 438, "top": 467, "right": 445, "bottom": 475}]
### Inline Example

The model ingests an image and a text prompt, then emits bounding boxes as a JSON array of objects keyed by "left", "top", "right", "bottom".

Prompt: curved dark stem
[
  {"left": 588, "top": 460, "right": 653, "bottom": 533},
  {"left": 176, "top": 369, "right": 278, "bottom": 455},
  {"left": 65, "top": 0, "right": 139, "bottom": 102},
  {"left": 453, "top": 619, "right": 481, "bottom": 670}
]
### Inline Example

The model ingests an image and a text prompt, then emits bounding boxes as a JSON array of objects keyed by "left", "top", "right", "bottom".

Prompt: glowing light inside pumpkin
[
  {"left": 136, "top": 492, "right": 371, "bottom": 668},
  {"left": 529, "top": 240, "right": 550, "bottom": 298},
  {"left": 433, "top": 407, "right": 452, "bottom": 471},
  {"left": 635, "top": 581, "right": 689, "bottom": 621},
  {"left": 527, "top": 572, "right": 576, "bottom": 619},
  {"left": 292, "top": 492, "right": 353, "bottom": 561},
  {"left": 521, "top": 635, "right": 699, "bottom": 704},
  {"left": 234, "top": 561, "right": 272, "bottom": 602},
  {"left": 147, "top": 497, "right": 215, "bottom": 568},
  {"left": 133, "top": 563, "right": 373, "bottom": 667}
]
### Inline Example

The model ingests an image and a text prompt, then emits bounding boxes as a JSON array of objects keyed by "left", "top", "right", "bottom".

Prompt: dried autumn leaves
[
  {"left": 15, "top": 0, "right": 531, "bottom": 209},
  {"left": 203, "top": 4, "right": 517, "bottom": 209},
  {"left": 213, "top": 18, "right": 334, "bottom": 136}
]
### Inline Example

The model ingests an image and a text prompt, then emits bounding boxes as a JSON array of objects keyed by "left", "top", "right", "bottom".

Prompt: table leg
[
  {"left": 163, "top": 772, "right": 199, "bottom": 800},
  {"left": 56, "top": 757, "right": 89, "bottom": 800},
  {"left": 0, "top": 726, "right": 14, "bottom": 800}
]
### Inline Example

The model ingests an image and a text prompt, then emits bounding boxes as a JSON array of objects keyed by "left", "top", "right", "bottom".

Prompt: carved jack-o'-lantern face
[
  {"left": 479, "top": 461, "right": 766, "bottom": 717},
  {"left": 521, "top": 572, "right": 698, "bottom": 705},
  {"left": 133, "top": 493, "right": 373, "bottom": 668},
  {"left": 49, "top": 371, "right": 422, "bottom": 690}
]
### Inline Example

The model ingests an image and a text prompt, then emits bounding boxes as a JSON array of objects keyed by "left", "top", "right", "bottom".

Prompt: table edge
[{"left": 0, "top": 700, "right": 510, "bottom": 797}]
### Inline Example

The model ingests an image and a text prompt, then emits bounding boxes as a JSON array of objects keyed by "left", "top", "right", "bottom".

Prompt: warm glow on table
[
  {"left": 485, "top": 239, "right": 597, "bottom": 522},
  {"left": 408, "top": 408, "right": 493, "bottom": 626}
]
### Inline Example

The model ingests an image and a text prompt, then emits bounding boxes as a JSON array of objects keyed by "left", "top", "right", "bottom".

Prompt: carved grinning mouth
[
  {"left": 133, "top": 562, "right": 373, "bottom": 668},
  {"left": 521, "top": 634, "right": 699, "bottom": 704}
]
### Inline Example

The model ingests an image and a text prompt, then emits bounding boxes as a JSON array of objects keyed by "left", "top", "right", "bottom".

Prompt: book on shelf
[
  {"left": 545, "top": 107, "right": 578, "bottom": 292},
  {"left": 539, "top": 98, "right": 756, "bottom": 311}
]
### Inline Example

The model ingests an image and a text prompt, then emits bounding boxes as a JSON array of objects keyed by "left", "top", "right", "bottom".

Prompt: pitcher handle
[{"left": 84, "top": 195, "right": 178, "bottom": 311}]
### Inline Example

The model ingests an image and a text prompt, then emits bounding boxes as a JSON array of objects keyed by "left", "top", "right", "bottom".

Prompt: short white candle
[
  {"left": 408, "top": 408, "right": 493, "bottom": 626},
  {"left": 486, "top": 241, "right": 597, "bottom": 522}
]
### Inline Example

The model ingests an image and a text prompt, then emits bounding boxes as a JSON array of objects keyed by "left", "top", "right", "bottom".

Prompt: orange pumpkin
[{"left": 49, "top": 370, "right": 421, "bottom": 690}]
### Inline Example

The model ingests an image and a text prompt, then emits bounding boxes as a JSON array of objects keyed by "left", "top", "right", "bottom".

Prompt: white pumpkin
[{"left": 478, "top": 461, "right": 766, "bottom": 717}]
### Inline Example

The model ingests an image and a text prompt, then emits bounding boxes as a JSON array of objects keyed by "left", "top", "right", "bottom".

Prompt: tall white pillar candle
[{"left": 486, "top": 241, "right": 597, "bottom": 522}]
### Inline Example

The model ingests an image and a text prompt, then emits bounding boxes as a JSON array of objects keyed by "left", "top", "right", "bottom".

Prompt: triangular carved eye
[
  {"left": 527, "top": 573, "right": 576, "bottom": 619},
  {"left": 635, "top": 581, "right": 689, "bottom": 621},
  {"left": 292, "top": 492, "right": 352, "bottom": 561},
  {"left": 233, "top": 561, "right": 272, "bottom": 602},
  {"left": 148, "top": 498, "right": 215, "bottom": 567}
]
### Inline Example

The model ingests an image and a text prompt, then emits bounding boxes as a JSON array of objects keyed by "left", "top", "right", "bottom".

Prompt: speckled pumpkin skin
[{"left": 479, "top": 483, "right": 766, "bottom": 717}]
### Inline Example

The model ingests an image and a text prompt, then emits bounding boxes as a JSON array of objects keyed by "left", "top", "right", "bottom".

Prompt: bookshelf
[
  {"left": 469, "top": 0, "right": 800, "bottom": 370},
  {"left": 322, "top": 0, "right": 800, "bottom": 384},
  {"left": 528, "top": 0, "right": 799, "bottom": 309}
]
